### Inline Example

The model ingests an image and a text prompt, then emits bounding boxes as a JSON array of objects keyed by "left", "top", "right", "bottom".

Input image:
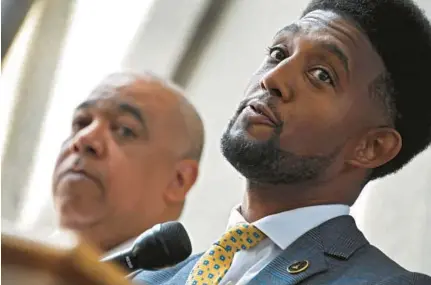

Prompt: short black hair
[{"left": 303, "top": 0, "right": 431, "bottom": 180}]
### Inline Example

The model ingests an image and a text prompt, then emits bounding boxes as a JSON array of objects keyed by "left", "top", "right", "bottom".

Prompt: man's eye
[
  {"left": 72, "top": 117, "right": 91, "bottom": 131},
  {"left": 118, "top": 126, "right": 136, "bottom": 138},
  {"left": 266, "top": 47, "right": 286, "bottom": 61},
  {"left": 309, "top": 68, "right": 335, "bottom": 86}
]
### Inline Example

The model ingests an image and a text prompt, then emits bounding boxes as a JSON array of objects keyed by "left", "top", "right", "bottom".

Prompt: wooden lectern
[{"left": 1, "top": 233, "right": 135, "bottom": 285}]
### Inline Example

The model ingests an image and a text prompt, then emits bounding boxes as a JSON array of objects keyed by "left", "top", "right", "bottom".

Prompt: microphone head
[{"left": 131, "top": 221, "right": 192, "bottom": 269}]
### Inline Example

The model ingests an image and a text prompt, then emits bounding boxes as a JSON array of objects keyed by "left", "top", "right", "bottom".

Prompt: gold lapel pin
[{"left": 287, "top": 260, "right": 309, "bottom": 274}]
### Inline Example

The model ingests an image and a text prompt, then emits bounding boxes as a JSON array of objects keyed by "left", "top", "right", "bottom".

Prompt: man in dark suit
[{"left": 133, "top": 0, "right": 431, "bottom": 284}]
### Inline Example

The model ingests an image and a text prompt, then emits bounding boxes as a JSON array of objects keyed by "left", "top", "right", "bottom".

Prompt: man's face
[
  {"left": 52, "top": 78, "right": 182, "bottom": 231},
  {"left": 221, "top": 10, "right": 386, "bottom": 185}
]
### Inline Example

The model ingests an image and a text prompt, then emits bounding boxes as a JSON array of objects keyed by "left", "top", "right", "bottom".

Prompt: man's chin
[
  {"left": 57, "top": 203, "right": 104, "bottom": 230},
  {"left": 59, "top": 215, "right": 101, "bottom": 230},
  {"left": 221, "top": 127, "right": 324, "bottom": 185},
  {"left": 221, "top": 128, "right": 273, "bottom": 172},
  {"left": 243, "top": 124, "right": 276, "bottom": 141},
  {"left": 226, "top": 123, "right": 275, "bottom": 143}
]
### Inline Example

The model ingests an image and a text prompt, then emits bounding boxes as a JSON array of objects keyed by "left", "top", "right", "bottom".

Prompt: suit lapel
[
  {"left": 248, "top": 227, "right": 328, "bottom": 285},
  {"left": 248, "top": 215, "right": 368, "bottom": 285}
]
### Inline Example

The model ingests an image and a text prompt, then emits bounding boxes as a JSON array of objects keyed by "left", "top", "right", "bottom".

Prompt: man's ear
[
  {"left": 164, "top": 159, "right": 199, "bottom": 204},
  {"left": 347, "top": 127, "right": 402, "bottom": 169}
]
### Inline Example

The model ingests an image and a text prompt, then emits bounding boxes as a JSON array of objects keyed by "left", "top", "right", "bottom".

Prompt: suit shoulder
[
  {"left": 376, "top": 272, "right": 431, "bottom": 285},
  {"left": 351, "top": 243, "right": 409, "bottom": 271},
  {"left": 345, "top": 243, "right": 429, "bottom": 281}
]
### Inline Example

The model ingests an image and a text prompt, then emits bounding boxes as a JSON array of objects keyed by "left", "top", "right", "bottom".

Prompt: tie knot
[
  {"left": 187, "top": 224, "right": 266, "bottom": 285},
  {"left": 215, "top": 223, "right": 266, "bottom": 253}
]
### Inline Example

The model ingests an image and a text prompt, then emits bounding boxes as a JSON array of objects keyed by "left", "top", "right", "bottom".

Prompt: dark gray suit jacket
[{"left": 133, "top": 216, "right": 431, "bottom": 284}]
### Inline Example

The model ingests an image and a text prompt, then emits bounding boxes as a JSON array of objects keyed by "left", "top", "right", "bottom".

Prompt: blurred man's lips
[
  {"left": 66, "top": 173, "right": 89, "bottom": 182},
  {"left": 57, "top": 169, "right": 102, "bottom": 189},
  {"left": 61, "top": 169, "right": 91, "bottom": 180}
]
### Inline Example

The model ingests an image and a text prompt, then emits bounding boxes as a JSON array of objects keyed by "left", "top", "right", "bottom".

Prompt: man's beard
[{"left": 221, "top": 116, "right": 340, "bottom": 185}]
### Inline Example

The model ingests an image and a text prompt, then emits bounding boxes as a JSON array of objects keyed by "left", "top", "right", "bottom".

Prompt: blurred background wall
[{"left": 2, "top": 0, "right": 430, "bottom": 275}]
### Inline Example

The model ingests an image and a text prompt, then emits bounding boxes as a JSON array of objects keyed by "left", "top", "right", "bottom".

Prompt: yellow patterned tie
[{"left": 186, "top": 223, "right": 266, "bottom": 285}]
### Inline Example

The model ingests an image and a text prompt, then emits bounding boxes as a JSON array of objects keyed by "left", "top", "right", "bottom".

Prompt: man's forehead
[
  {"left": 301, "top": 9, "right": 345, "bottom": 23},
  {"left": 81, "top": 80, "right": 180, "bottom": 124},
  {"left": 88, "top": 79, "right": 175, "bottom": 105},
  {"left": 275, "top": 10, "right": 361, "bottom": 39}
]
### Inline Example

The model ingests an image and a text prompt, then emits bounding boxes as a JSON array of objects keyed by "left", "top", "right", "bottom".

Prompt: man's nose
[
  {"left": 70, "top": 121, "right": 105, "bottom": 158},
  {"left": 259, "top": 61, "right": 296, "bottom": 102}
]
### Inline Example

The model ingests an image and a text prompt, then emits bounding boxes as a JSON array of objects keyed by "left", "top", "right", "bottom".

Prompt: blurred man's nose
[{"left": 70, "top": 121, "right": 106, "bottom": 158}]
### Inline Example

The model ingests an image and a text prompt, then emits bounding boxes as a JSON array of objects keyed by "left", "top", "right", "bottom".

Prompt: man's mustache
[
  {"left": 234, "top": 93, "right": 281, "bottom": 122},
  {"left": 235, "top": 93, "right": 267, "bottom": 115}
]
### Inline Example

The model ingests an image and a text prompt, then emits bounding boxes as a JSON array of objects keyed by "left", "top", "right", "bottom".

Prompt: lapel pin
[{"left": 287, "top": 260, "right": 309, "bottom": 274}]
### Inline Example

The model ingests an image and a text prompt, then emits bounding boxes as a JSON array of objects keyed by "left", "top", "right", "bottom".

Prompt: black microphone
[{"left": 101, "top": 221, "right": 192, "bottom": 271}]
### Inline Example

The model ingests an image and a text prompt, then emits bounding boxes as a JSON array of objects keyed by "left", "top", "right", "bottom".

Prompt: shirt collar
[{"left": 227, "top": 204, "right": 350, "bottom": 250}]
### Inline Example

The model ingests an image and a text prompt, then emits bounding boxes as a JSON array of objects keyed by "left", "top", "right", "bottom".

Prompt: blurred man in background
[
  {"left": 51, "top": 72, "right": 204, "bottom": 256},
  {"left": 134, "top": 0, "right": 431, "bottom": 284}
]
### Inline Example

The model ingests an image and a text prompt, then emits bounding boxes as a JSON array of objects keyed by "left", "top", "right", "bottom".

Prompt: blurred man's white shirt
[
  {"left": 46, "top": 228, "right": 78, "bottom": 249},
  {"left": 2, "top": 219, "right": 77, "bottom": 250},
  {"left": 49, "top": 229, "right": 136, "bottom": 258}
]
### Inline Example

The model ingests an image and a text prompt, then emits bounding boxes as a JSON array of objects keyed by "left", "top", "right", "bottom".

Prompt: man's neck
[
  {"left": 240, "top": 178, "right": 358, "bottom": 223},
  {"left": 102, "top": 235, "right": 136, "bottom": 258},
  {"left": 74, "top": 224, "right": 142, "bottom": 254}
]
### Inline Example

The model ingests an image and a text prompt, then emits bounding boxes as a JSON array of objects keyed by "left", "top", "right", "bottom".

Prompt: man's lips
[
  {"left": 245, "top": 101, "right": 280, "bottom": 126},
  {"left": 57, "top": 169, "right": 103, "bottom": 190}
]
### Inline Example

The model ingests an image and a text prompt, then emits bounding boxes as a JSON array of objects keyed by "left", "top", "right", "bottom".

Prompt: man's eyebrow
[
  {"left": 275, "top": 23, "right": 301, "bottom": 38},
  {"left": 318, "top": 42, "right": 350, "bottom": 76},
  {"left": 75, "top": 100, "right": 95, "bottom": 110},
  {"left": 273, "top": 22, "right": 350, "bottom": 76},
  {"left": 117, "top": 102, "right": 145, "bottom": 126},
  {"left": 75, "top": 100, "right": 147, "bottom": 128}
]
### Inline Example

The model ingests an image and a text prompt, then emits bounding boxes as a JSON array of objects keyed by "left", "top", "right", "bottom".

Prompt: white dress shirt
[{"left": 219, "top": 204, "right": 350, "bottom": 285}]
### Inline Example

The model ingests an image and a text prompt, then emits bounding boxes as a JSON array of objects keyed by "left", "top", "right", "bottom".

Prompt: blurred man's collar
[{"left": 50, "top": 229, "right": 136, "bottom": 258}]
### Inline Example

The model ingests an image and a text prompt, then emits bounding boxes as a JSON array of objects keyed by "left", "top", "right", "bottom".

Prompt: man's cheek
[{"left": 55, "top": 138, "right": 73, "bottom": 162}]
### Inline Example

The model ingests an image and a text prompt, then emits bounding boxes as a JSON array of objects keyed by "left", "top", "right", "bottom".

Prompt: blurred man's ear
[{"left": 164, "top": 159, "right": 199, "bottom": 204}]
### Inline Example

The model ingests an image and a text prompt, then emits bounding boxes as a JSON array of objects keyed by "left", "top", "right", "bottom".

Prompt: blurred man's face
[
  {"left": 52, "top": 78, "right": 183, "bottom": 234},
  {"left": 221, "top": 10, "right": 387, "bottom": 185}
]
